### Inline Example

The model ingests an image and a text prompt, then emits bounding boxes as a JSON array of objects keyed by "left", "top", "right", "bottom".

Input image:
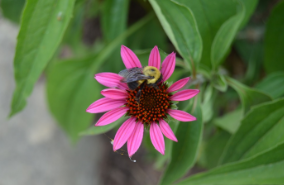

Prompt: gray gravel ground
[{"left": 0, "top": 17, "right": 102, "bottom": 185}]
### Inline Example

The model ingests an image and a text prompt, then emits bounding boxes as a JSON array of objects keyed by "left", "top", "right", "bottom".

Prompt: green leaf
[
  {"left": 239, "top": 0, "right": 258, "bottom": 28},
  {"left": 211, "top": 1, "right": 245, "bottom": 68},
  {"left": 80, "top": 116, "right": 126, "bottom": 136},
  {"left": 234, "top": 40, "right": 263, "bottom": 85},
  {"left": 9, "top": 0, "right": 76, "bottom": 117},
  {"left": 178, "top": 142, "right": 284, "bottom": 185},
  {"left": 211, "top": 74, "right": 228, "bottom": 92},
  {"left": 159, "top": 97, "right": 203, "bottom": 185},
  {"left": 199, "top": 129, "right": 231, "bottom": 169},
  {"left": 226, "top": 77, "right": 272, "bottom": 114},
  {"left": 264, "top": 1, "right": 284, "bottom": 73},
  {"left": 101, "top": 0, "right": 129, "bottom": 73},
  {"left": 101, "top": 0, "right": 129, "bottom": 42},
  {"left": 255, "top": 72, "right": 284, "bottom": 99},
  {"left": 201, "top": 85, "right": 214, "bottom": 123},
  {"left": 220, "top": 98, "right": 284, "bottom": 164},
  {"left": 47, "top": 56, "right": 99, "bottom": 141},
  {"left": 214, "top": 108, "right": 243, "bottom": 134},
  {"left": 174, "top": 0, "right": 257, "bottom": 68},
  {"left": 127, "top": 18, "right": 168, "bottom": 52},
  {"left": 149, "top": 0, "right": 202, "bottom": 67},
  {"left": 0, "top": 0, "right": 25, "bottom": 23}
]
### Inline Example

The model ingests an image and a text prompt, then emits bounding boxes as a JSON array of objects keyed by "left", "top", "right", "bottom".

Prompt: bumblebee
[{"left": 119, "top": 66, "right": 162, "bottom": 102}]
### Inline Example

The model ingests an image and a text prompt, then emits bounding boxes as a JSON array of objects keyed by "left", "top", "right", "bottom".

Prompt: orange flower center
[{"left": 125, "top": 83, "right": 171, "bottom": 124}]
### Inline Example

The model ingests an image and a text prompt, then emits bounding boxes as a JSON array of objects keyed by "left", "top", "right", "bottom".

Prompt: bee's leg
[
  {"left": 135, "top": 83, "right": 145, "bottom": 103},
  {"left": 148, "top": 83, "right": 159, "bottom": 89},
  {"left": 135, "top": 89, "right": 142, "bottom": 104}
]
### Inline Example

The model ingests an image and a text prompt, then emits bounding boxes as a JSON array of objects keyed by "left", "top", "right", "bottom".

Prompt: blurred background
[{"left": 0, "top": 0, "right": 282, "bottom": 185}]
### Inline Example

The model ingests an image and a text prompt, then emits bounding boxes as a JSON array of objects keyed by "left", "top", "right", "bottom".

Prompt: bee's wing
[{"left": 119, "top": 68, "right": 150, "bottom": 83}]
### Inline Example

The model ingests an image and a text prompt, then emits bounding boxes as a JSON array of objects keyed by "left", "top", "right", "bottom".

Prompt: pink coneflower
[{"left": 86, "top": 46, "right": 199, "bottom": 157}]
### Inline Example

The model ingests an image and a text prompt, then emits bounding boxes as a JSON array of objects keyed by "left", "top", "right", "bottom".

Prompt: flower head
[{"left": 86, "top": 46, "right": 199, "bottom": 156}]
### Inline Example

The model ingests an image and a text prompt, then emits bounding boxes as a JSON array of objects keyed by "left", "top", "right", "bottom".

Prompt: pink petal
[
  {"left": 159, "top": 120, "right": 177, "bottom": 142},
  {"left": 113, "top": 117, "right": 136, "bottom": 151},
  {"left": 86, "top": 98, "right": 126, "bottom": 113},
  {"left": 101, "top": 88, "right": 128, "bottom": 99},
  {"left": 127, "top": 121, "right": 144, "bottom": 157},
  {"left": 168, "top": 109, "right": 196, "bottom": 122},
  {"left": 170, "top": 89, "right": 200, "bottom": 101},
  {"left": 148, "top": 46, "right": 161, "bottom": 69},
  {"left": 121, "top": 45, "right": 142, "bottom": 69},
  {"left": 150, "top": 122, "right": 165, "bottom": 155},
  {"left": 167, "top": 77, "right": 190, "bottom": 93},
  {"left": 95, "top": 107, "right": 128, "bottom": 126},
  {"left": 161, "top": 52, "right": 176, "bottom": 82},
  {"left": 95, "top": 72, "right": 128, "bottom": 90}
]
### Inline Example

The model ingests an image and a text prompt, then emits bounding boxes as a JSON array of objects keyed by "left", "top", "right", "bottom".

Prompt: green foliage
[
  {"left": 255, "top": 72, "right": 284, "bottom": 99},
  {"left": 149, "top": 0, "right": 202, "bottom": 67},
  {"left": 220, "top": 98, "right": 284, "bottom": 164},
  {"left": 178, "top": 142, "right": 284, "bottom": 185},
  {"left": 227, "top": 77, "right": 272, "bottom": 114},
  {"left": 9, "top": 0, "right": 76, "bottom": 117},
  {"left": 159, "top": 97, "right": 203, "bottom": 185},
  {"left": 264, "top": 1, "right": 284, "bottom": 73},
  {"left": 210, "top": 1, "right": 245, "bottom": 68},
  {"left": 101, "top": 0, "right": 129, "bottom": 43},
  {"left": 200, "top": 129, "right": 231, "bottom": 169},
  {"left": 4, "top": 0, "right": 284, "bottom": 183},
  {"left": 214, "top": 108, "right": 243, "bottom": 134},
  {"left": 0, "top": 0, "right": 25, "bottom": 23},
  {"left": 47, "top": 56, "right": 99, "bottom": 141}
]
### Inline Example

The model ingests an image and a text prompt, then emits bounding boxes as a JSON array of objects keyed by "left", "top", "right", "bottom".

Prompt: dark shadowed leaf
[
  {"left": 220, "top": 98, "right": 284, "bottom": 164},
  {"left": 9, "top": 0, "right": 76, "bottom": 117},
  {"left": 226, "top": 77, "right": 272, "bottom": 114},
  {"left": 199, "top": 129, "right": 231, "bottom": 169},
  {"left": 159, "top": 97, "right": 203, "bottom": 185},
  {"left": 101, "top": 0, "right": 129, "bottom": 43},
  {"left": 255, "top": 72, "right": 284, "bottom": 99},
  {"left": 0, "top": 0, "right": 25, "bottom": 23},
  {"left": 214, "top": 108, "right": 243, "bottom": 134},
  {"left": 212, "top": 74, "right": 228, "bottom": 92},
  {"left": 264, "top": 1, "right": 284, "bottom": 73}
]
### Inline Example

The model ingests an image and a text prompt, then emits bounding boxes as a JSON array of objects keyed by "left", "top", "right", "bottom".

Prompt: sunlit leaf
[{"left": 9, "top": 0, "right": 76, "bottom": 117}]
